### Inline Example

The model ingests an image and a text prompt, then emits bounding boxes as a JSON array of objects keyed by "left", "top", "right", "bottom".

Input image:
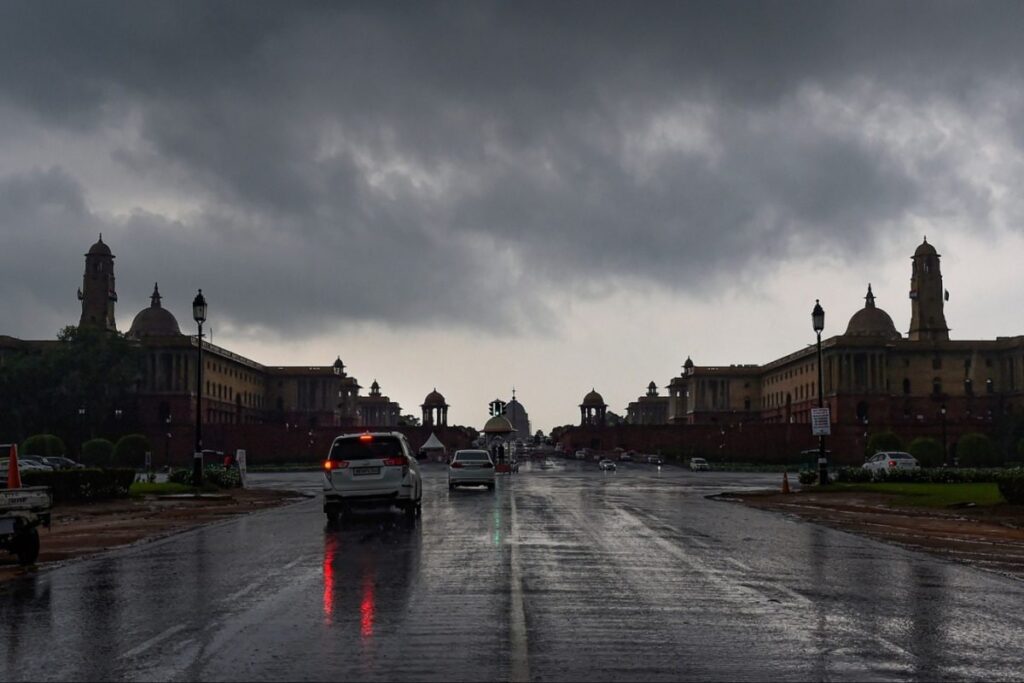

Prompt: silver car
[
  {"left": 448, "top": 450, "right": 496, "bottom": 490},
  {"left": 863, "top": 451, "right": 920, "bottom": 473},
  {"left": 322, "top": 432, "right": 422, "bottom": 525}
]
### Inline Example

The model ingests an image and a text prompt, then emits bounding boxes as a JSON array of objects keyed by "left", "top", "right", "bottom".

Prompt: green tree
[
  {"left": 114, "top": 434, "right": 152, "bottom": 469},
  {"left": 866, "top": 431, "right": 902, "bottom": 457},
  {"left": 81, "top": 438, "right": 115, "bottom": 467},
  {"left": 957, "top": 432, "right": 1001, "bottom": 468},
  {"left": 907, "top": 437, "right": 945, "bottom": 467},
  {"left": 20, "top": 434, "right": 66, "bottom": 457}
]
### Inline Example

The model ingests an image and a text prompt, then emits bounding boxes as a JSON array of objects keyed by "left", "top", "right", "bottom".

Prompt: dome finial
[
  {"left": 865, "top": 283, "right": 875, "bottom": 308},
  {"left": 150, "top": 282, "right": 162, "bottom": 308}
]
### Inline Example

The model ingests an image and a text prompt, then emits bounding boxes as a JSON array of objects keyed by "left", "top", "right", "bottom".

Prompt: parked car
[
  {"left": 322, "top": 432, "right": 423, "bottom": 526},
  {"left": 863, "top": 451, "right": 920, "bottom": 473},
  {"left": 41, "top": 456, "right": 83, "bottom": 470},
  {"left": 619, "top": 451, "right": 634, "bottom": 462},
  {"left": 689, "top": 457, "right": 710, "bottom": 471},
  {"left": 449, "top": 449, "right": 496, "bottom": 490},
  {"left": 598, "top": 459, "right": 617, "bottom": 471},
  {"left": 574, "top": 449, "right": 588, "bottom": 460},
  {"left": 646, "top": 455, "right": 664, "bottom": 465},
  {"left": 2, "top": 457, "right": 52, "bottom": 473},
  {"left": 17, "top": 456, "right": 54, "bottom": 473}
]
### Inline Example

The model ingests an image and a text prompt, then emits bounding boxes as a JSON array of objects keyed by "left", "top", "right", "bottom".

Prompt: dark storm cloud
[{"left": 1, "top": 1, "right": 1022, "bottom": 337}]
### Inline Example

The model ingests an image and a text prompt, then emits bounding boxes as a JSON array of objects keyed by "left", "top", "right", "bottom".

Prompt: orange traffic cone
[
  {"left": 7, "top": 443, "right": 22, "bottom": 489},
  {"left": 781, "top": 471, "right": 791, "bottom": 495}
]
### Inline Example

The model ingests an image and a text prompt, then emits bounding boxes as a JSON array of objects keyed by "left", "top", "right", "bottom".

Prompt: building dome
[
  {"left": 128, "top": 283, "right": 182, "bottom": 338},
  {"left": 482, "top": 415, "right": 515, "bottom": 434},
  {"left": 87, "top": 234, "right": 112, "bottom": 256},
  {"left": 845, "top": 284, "right": 900, "bottom": 339},
  {"left": 423, "top": 388, "right": 447, "bottom": 407},
  {"left": 683, "top": 356, "right": 694, "bottom": 370},
  {"left": 914, "top": 237, "right": 938, "bottom": 257},
  {"left": 581, "top": 388, "right": 605, "bottom": 406}
]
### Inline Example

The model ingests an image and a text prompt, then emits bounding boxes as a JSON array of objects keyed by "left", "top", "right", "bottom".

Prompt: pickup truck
[{"left": 0, "top": 485, "right": 51, "bottom": 565}]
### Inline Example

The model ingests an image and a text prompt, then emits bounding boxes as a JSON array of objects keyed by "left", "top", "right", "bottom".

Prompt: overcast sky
[{"left": 3, "top": 2, "right": 1024, "bottom": 431}]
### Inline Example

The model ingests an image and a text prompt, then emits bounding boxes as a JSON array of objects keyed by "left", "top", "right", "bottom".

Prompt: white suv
[
  {"left": 863, "top": 451, "right": 920, "bottom": 473},
  {"left": 323, "top": 432, "right": 422, "bottom": 525}
]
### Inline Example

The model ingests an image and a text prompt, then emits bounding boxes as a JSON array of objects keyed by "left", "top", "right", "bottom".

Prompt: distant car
[
  {"left": 689, "top": 457, "right": 710, "bottom": 471},
  {"left": 575, "top": 450, "right": 587, "bottom": 460},
  {"left": 863, "top": 451, "right": 920, "bottom": 473},
  {"left": 449, "top": 449, "right": 496, "bottom": 490},
  {"left": 322, "top": 431, "right": 423, "bottom": 526},
  {"left": 41, "top": 456, "right": 83, "bottom": 470},
  {"left": 619, "top": 452, "right": 634, "bottom": 462},
  {"left": 7, "top": 457, "right": 53, "bottom": 472},
  {"left": 598, "top": 459, "right": 617, "bottom": 471},
  {"left": 646, "top": 455, "right": 664, "bottom": 465}
]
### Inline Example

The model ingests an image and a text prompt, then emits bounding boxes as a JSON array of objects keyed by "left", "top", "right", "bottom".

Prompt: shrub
[
  {"left": 866, "top": 431, "right": 902, "bottom": 457},
  {"left": 20, "top": 434, "right": 65, "bottom": 457},
  {"left": 835, "top": 467, "right": 873, "bottom": 483},
  {"left": 204, "top": 465, "right": 241, "bottom": 489},
  {"left": 168, "top": 468, "right": 193, "bottom": 485},
  {"left": 113, "top": 434, "right": 151, "bottom": 469},
  {"left": 907, "top": 437, "right": 945, "bottom": 468},
  {"left": 798, "top": 470, "right": 817, "bottom": 486},
  {"left": 995, "top": 468, "right": 1024, "bottom": 504},
  {"left": 80, "top": 438, "right": 115, "bottom": 467},
  {"left": 957, "top": 433, "right": 1002, "bottom": 468},
  {"left": 21, "top": 468, "right": 136, "bottom": 503}
]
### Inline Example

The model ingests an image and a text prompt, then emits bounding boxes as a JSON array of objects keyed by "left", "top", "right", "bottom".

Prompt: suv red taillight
[
  {"left": 450, "top": 462, "right": 463, "bottom": 468},
  {"left": 324, "top": 459, "right": 349, "bottom": 470},
  {"left": 888, "top": 460, "right": 897, "bottom": 468},
  {"left": 383, "top": 457, "right": 405, "bottom": 467}
]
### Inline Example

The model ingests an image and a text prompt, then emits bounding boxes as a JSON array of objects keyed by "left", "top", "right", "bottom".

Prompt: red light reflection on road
[
  {"left": 323, "top": 535, "right": 338, "bottom": 623},
  {"left": 360, "top": 572, "right": 376, "bottom": 639}
]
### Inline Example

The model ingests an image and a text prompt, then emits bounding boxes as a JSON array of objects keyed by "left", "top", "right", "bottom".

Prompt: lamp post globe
[
  {"left": 812, "top": 299, "right": 828, "bottom": 486},
  {"left": 192, "top": 289, "right": 207, "bottom": 487}
]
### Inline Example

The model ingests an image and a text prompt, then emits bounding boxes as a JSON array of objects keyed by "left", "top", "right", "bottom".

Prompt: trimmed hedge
[
  {"left": 20, "top": 434, "right": 65, "bottom": 457},
  {"left": 958, "top": 433, "right": 1001, "bottom": 468},
  {"left": 21, "top": 468, "right": 136, "bottom": 503},
  {"left": 114, "top": 434, "right": 151, "bottom": 468},
  {"left": 835, "top": 466, "right": 1006, "bottom": 484},
  {"left": 168, "top": 465, "right": 240, "bottom": 489},
  {"left": 995, "top": 468, "right": 1024, "bottom": 505},
  {"left": 907, "top": 437, "right": 945, "bottom": 468},
  {"left": 81, "top": 438, "right": 115, "bottom": 467}
]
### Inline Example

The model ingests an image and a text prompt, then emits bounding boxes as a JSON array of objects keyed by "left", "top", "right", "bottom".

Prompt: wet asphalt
[{"left": 3, "top": 458, "right": 1024, "bottom": 681}]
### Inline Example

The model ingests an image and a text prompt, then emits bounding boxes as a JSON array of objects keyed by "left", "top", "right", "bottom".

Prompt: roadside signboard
[
  {"left": 810, "top": 408, "right": 831, "bottom": 436},
  {"left": 236, "top": 449, "right": 247, "bottom": 488}
]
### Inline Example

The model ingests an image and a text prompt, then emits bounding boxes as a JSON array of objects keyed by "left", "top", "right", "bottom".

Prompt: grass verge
[
  {"left": 819, "top": 482, "right": 1005, "bottom": 508},
  {"left": 129, "top": 482, "right": 197, "bottom": 497}
]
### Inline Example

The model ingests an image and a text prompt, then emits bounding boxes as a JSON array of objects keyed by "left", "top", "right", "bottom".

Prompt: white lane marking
[
  {"left": 508, "top": 491, "right": 531, "bottom": 683},
  {"left": 120, "top": 623, "right": 187, "bottom": 659},
  {"left": 225, "top": 555, "right": 307, "bottom": 603}
]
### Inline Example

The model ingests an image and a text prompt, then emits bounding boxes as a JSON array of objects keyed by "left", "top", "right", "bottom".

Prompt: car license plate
[
  {"left": 352, "top": 467, "right": 380, "bottom": 476},
  {"left": 0, "top": 518, "right": 15, "bottom": 535}
]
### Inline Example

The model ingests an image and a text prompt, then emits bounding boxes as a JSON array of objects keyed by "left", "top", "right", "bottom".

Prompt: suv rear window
[{"left": 329, "top": 436, "right": 404, "bottom": 461}]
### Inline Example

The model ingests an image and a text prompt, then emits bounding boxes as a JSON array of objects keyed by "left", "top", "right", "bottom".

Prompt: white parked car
[
  {"left": 322, "top": 432, "right": 422, "bottom": 525},
  {"left": 863, "top": 451, "right": 920, "bottom": 473},
  {"left": 598, "top": 459, "right": 617, "bottom": 471},
  {"left": 448, "top": 449, "right": 496, "bottom": 490},
  {"left": 689, "top": 457, "right": 710, "bottom": 471}
]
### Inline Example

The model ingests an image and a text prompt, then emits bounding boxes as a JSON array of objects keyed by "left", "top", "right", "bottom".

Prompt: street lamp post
[
  {"left": 192, "top": 289, "right": 207, "bottom": 487},
  {"left": 77, "top": 407, "right": 86, "bottom": 458},
  {"left": 940, "top": 403, "right": 949, "bottom": 467},
  {"left": 812, "top": 300, "right": 829, "bottom": 486}
]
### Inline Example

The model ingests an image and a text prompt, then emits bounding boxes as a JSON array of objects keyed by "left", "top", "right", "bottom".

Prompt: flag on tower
[{"left": 945, "top": 289, "right": 950, "bottom": 301}]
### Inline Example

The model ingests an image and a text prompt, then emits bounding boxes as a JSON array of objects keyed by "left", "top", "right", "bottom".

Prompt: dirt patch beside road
[
  {"left": 0, "top": 488, "right": 306, "bottom": 582},
  {"left": 725, "top": 490, "right": 1024, "bottom": 579}
]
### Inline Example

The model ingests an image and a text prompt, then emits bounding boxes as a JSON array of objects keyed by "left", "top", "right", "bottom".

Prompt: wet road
[{"left": 3, "top": 459, "right": 1024, "bottom": 681}]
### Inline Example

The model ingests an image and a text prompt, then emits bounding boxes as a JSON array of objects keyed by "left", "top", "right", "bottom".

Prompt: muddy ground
[
  {"left": 0, "top": 488, "right": 306, "bottom": 582},
  {"left": 727, "top": 490, "right": 1024, "bottom": 579}
]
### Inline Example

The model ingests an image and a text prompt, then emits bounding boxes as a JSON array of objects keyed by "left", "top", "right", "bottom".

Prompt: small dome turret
[
  {"left": 87, "top": 233, "right": 112, "bottom": 256},
  {"left": 845, "top": 284, "right": 900, "bottom": 339},
  {"left": 914, "top": 236, "right": 938, "bottom": 257},
  {"left": 423, "top": 388, "right": 447, "bottom": 407},
  {"left": 582, "top": 388, "right": 605, "bottom": 406}
]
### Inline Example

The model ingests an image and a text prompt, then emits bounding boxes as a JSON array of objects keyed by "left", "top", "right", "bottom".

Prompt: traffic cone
[
  {"left": 781, "top": 471, "right": 791, "bottom": 495},
  {"left": 7, "top": 443, "right": 22, "bottom": 489}
]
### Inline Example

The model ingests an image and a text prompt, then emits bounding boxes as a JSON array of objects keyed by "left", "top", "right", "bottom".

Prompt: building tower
[
  {"left": 908, "top": 237, "right": 949, "bottom": 341},
  {"left": 77, "top": 234, "right": 118, "bottom": 331}
]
